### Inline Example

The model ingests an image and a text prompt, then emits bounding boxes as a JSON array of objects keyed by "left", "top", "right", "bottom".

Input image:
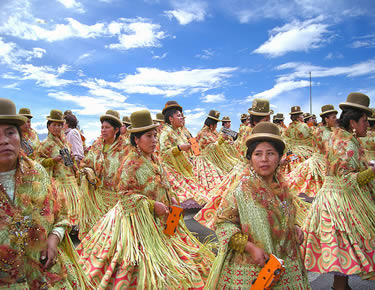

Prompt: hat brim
[
  {"left": 20, "top": 114, "right": 33, "bottom": 118},
  {"left": 153, "top": 119, "right": 164, "bottom": 122},
  {"left": 339, "top": 103, "right": 372, "bottom": 116},
  {"left": 127, "top": 123, "right": 159, "bottom": 133},
  {"left": 100, "top": 114, "right": 123, "bottom": 127},
  {"left": 207, "top": 115, "right": 221, "bottom": 122},
  {"left": 162, "top": 104, "right": 183, "bottom": 115},
  {"left": 289, "top": 111, "right": 303, "bottom": 115},
  {"left": 274, "top": 117, "right": 284, "bottom": 121},
  {"left": 319, "top": 110, "right": 338, "bottom": 117},
  {"left": 46, "top": 117, "right": 64, "bottom": 123},
  {"left": 222, "top": 119, "right": 231, "bottom": 122},
  {"left": 250, "top": 111, "right": 271, "bottom": 116},
  {"left": 0, "top": 115, "right": 27, "bottom": 126},
  {"left": 246, "top": 133, "right": 285, "bottom": 152}
]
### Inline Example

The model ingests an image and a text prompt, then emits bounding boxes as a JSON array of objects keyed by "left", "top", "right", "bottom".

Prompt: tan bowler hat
[
  {"left": 222, "top": 116, "right": 231, "bottom": 122},
  {"left": 274, "top": 113, "right": 284, "bottom": 121},
  {"left": 100, "top": 110, "right": 122, "bottom": 127},
  {"left": 240, "top": 113, "right": 248, "bottom": 120},
  {"left": 339, "top": 92, "right": 372, "bottom": 116},
  {"left": 0, "top": 98, "right": 27, "bottom": 126},
  {"left": 319, "top": 104, "right": 338, "bottom": 117},
  {"left": 368, "top": 108, "right": 375, "bottom": 121},
  {"left": 303, "top": 112, "right": 312, "bottom": 120},
  {"left": 122, "top": 116, "right": 131, "bottom": 125},
  {"left": 246, "top": 122, "right": 285, "bottom": 152},
  {"left": 154, "top": 113, "right": 164, "bottom": 122},
  {"left": 162, "top": 101, "right": 183, "bottom": 115},
  {"left": 207, "top": 110, "right": 221, "bottom": 121},
  {"left": 47, "top": 109, "right": 64, "bottom": 123},
  {"left": 289, "top": 106, "right": 303, "bottom": 115},
  {"left": 18, "top": 108, "right": 33, "bottom": 118},
  {"left": 128, "top": 110, "right": 159, "bottom": 133},
  {"left": 249, "top": 99, "right": 271, "bottom": 116}
]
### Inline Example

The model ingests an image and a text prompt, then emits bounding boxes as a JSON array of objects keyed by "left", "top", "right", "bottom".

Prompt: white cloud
[
  {"left": 351, "top": 33, "right": 375, "bottom": 48},
  {"left": 80, "top": 80, "right": 127, "bottom": 101},
  {"left": 253, "top": 17, "right": 330, "bottom": 57},
  {"left": 183, "top": 108, "right": 206, "bottom": 135},
  {"left": 195, "top": 49, "right": 214, "bottom": 59},
  {"left": 152, "top": 52, "right": 167, "bottom": 59},
  {"left": 201, "top": 93, "right": 226, "bottom": 103},
  {"left": 2, "top": 82, "right": 20, "bottom": 90},
  {"left": 165, "top": 0, "right": 208, "bottom": 25},
  {"left": 0, "top": 38, "right": 46, "bottom": 65},
  {"left": 108, "top": 21, "right": 167, "bottom": 50},
  {"left": 56, "top": 0, "right": 85, "bottom": 13},
  {"left": 325, "top": 52, "right": 344, "bottom": 60},
  {"left": 105, "top": 67, "right": 237, "bottom": 97}
]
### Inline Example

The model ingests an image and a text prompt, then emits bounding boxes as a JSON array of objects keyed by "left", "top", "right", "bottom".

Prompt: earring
[{"left": 352, "top": 128, "right": 357, "bottom": 137}]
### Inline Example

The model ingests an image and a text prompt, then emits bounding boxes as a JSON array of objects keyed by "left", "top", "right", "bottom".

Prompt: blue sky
[{"left": 1, "top": 0, "right": 375, "bottom": 143}]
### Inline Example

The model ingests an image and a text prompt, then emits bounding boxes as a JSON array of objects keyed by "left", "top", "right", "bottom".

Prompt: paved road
[{"left": 184, "top": 209, "right": 375, "bottom": 290}]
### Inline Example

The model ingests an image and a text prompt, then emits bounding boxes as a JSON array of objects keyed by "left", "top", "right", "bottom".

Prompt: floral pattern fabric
[{"left": 21, "top": 128, "right": 40, "bottom": 159}]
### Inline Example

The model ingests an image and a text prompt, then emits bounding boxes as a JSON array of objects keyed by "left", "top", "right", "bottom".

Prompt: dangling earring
[
  {"left": 352, "top": 128, "right": 357, "bottom": 137},
  {"left": 135, "top": 143, "right": 141, "bottom": 155}
]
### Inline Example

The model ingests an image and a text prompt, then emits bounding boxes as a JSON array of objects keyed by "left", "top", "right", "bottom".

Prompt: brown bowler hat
[
  {"left": 122, "top": 116, "right": 131, "bottom": 125},
  {"left": 128, "top": 110, "right": 159, "bottom": 133},
  {"left": 207, "top": 110, "right": 221, "bottom": 121},
  {"left": 303, "top": 112, "right": 312, "bottom": 120},
  {"left": 319, "top": 104, "right": 338, "bottom": 117},
  {"left": 240, "top": 113, "right": 248, "bottom": 120},
  {"left": 339, "top": 92, "right": 372, "bottom": 116},
  {"left": 47, "top": 109, "right": 64, "bottom": 123},
  {"left": 154, "top": 113, "right": 164, "bottom": 122},
  {"left": 246, "top": 122, "right": 285, "bottom": 152},
  {"left": 162, "top": 101, "right": 183, "bottom": 115},
  {"left": 248, "top": 99, "right": 271, "bottom": 116},
  {"left": 18, "top": 108, "right": 33, "bottom": 118},
  {"left": 289, "top": 106, "right": 303, "bottom": 115},
  {"left": 368, "top": 108, "right": 375, "bottom": 121},
  {"left": 222, "top": 116, "right": 231, "bottom": 122},
  {"left": 100, "top": 110, "right": 122, "bottom": 127},
  {"left": 0, "top": 98, "right": 27, "bottom": 126},
  {"left": 274, "top": 113, "right": 284, "bottom": 121}
]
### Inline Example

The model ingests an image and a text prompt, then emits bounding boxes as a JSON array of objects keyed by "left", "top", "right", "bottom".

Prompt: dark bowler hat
[
  {"left": 18, "top": 108, "right": 33, "bottom": 118},
  {"left": 122, "top": 116, "right": 131, "bottom": 125},
  {"left": 289, "top": 106, "right": 303, "bottom": 115},
  {"left": 154, "top": 113, "right": 164, "bottom": 122},
  {"left": 303, "top": 112, "right": 312, "bottom": 120},
  {"left": 339, "top": 92, "right": 372, "bottom": 116},
  {"left": 162, "top": 101, "right": 183, "bottom": 115},
  {"left": 128, "top": 110, "right": 159, "bottom": 133},
  {"left": 240, "top": 113, "right": 248, "bottom": 120},
  {"left": 100, "top": 110, "right": 122, "bottom": 127},
  {"left": 368, "top": 108, "right": 375, "bottom": 121},
  {"left": 246, "top": 122, "right": 285, "bottom": 152},
  {"left": 0, "top": 98, "right": 27, "bottom": 126},
  {"left": 222, "top": 116, "right": 231, "bottom": 122},
  {"left": 207, "top": 110, "right": 221, "bottom": 121},
  {"left": 274, "top": 113, "right": 284, "bottom": 121},
  {"left": 47, "top": 109, "right": 64, "bottom": 123},
  {"left": 248, "top": 99, "right": 271, "bottom": 116},
  {"left": 319, "top": 104, "right": 338, "bottom": 117}
]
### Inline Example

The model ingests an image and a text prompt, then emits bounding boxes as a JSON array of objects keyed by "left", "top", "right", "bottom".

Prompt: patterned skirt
[{"left": 55, "top": 176, "right": 81, "bottom": 225}]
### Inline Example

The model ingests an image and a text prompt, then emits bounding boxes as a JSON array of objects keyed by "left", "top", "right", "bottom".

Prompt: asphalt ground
[{"left": 183, "top": 208, "right": 375, "bottom": 290}]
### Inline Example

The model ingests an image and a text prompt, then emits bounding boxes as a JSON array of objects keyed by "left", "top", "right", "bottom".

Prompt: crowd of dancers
[{"left": 0, "top": 92, "right": 374, "bottom": 289}]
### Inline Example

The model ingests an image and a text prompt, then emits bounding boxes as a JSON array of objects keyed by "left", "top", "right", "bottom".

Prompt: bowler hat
[
  {"left": 222, "top": 116, "right": 231, "bottom": 122},
  {"left": 100, "top": 110, "right": 122, "bottom": 127},
  {"left": 303, "top": 112, "right": 312, "bottom": 120},
  {"left": 274, "top": 113, "right": 284, "bottom": 121},
  {"left": 240, "top": 113, "right": 248, "bottom": 121},
  {"left": 319, "top": 104, "right": 338, "bottom": 117},
  {"left": 18, "top": 108, "right": 33, "bottom": 118},
  {"left": 207, "top": 110, "right": 221, "bottom": 121},
  {"left": 162, "top": 101, "right": 183, "bottom": 115},
  {"left": 47, "top": 109, "right": 64, "bottom": 123},
  {"left": 289, "top": 106, "right": 303, "bottom": 115},
  {"left": 128, "top": 110, "right": 159, "bottom": 133},
  {"left": 339, "top": 92, "right": 372, "bottom": 116},
  {"left": 249, "top": 99, "right": 271, "bottom": 116},
  {"left": 0, "top": 98, "right": 27, "bottom": 126},
  {"left": 154, "top": 113, "right": 164, "bottom": 122},
  {"left": 122, "top": 116, "right": 131, "bottom": 125},
  {"left": 246, "top": 122, "right": 285, "bottom": 152}
]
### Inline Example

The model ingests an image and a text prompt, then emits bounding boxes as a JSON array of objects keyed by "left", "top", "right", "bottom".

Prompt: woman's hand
[
  {"left": 295, "top": 225, "right": 304, "bottom": 245},
  {"left": 40, "top": 234, "right": 60, "bottom": 270},
  {"left": 171, "top": 197, "right": 178, "bottom": 206},
  {"left": 53, "top": 155, "right": 62, "bottom": 162},
  {"left": 179, "top": 144, "right": 191, "bottom": 152},
  {"left": 154, "top": 201, "right": 169, "bottom": 217},
  {"left": 245, "top": 242, "right": 269, "bottom": 267}
]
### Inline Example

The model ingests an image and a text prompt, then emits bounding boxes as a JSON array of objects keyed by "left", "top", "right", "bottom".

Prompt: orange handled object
[
  {"left": 163, "top": 205, "right": 183, "bottom": 236},
  {"left": 250, "top": 254, "right": 285, "bottom": 290},
  {"left": 188, "top": 137, "right": 200, "bottom": 156}
]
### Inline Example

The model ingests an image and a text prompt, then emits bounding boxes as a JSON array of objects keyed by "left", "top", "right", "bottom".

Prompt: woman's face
[
  {"left": 0, "top": 124, "right": 21, "bottom": 172},
  {"left": 169, "top": 111, "right": 184, "bottom": 128},
  {"left": 48, "top": 121, "right": 63, "bottom": 137},
  {"left": 20, "top": 118, "right": 31, "bottom": 133},
  {"left": 325, "top": 114, "right": 337, "bottom": 128},
  {"left": 351, "top": 113, "right": 369, "bottom": 137},
  {"left": 135, "top": 129, "right": 157, "bottom": 156},
  {"left": 223, "top": 121, "right": 231, "bottom": 129},
  {"left": 101, "top": 121, "right": 118, "bottom": 143},
  {"left": 251, "top": 141, "right": 280, "bottom": 182},
  {"left": 120, "top": 124, "right": 127, "bottom": 135}
]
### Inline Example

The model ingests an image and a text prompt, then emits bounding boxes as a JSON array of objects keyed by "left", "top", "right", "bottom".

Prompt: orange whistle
[
  {"left": 163, "top": 205, "right": 183, "bottom": 236},
  {"left": 250, "top": 254, "right": 285, "bottom": 290},
  {"left": 188, "top": 137, "right": 200, "bottom": 156}
]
